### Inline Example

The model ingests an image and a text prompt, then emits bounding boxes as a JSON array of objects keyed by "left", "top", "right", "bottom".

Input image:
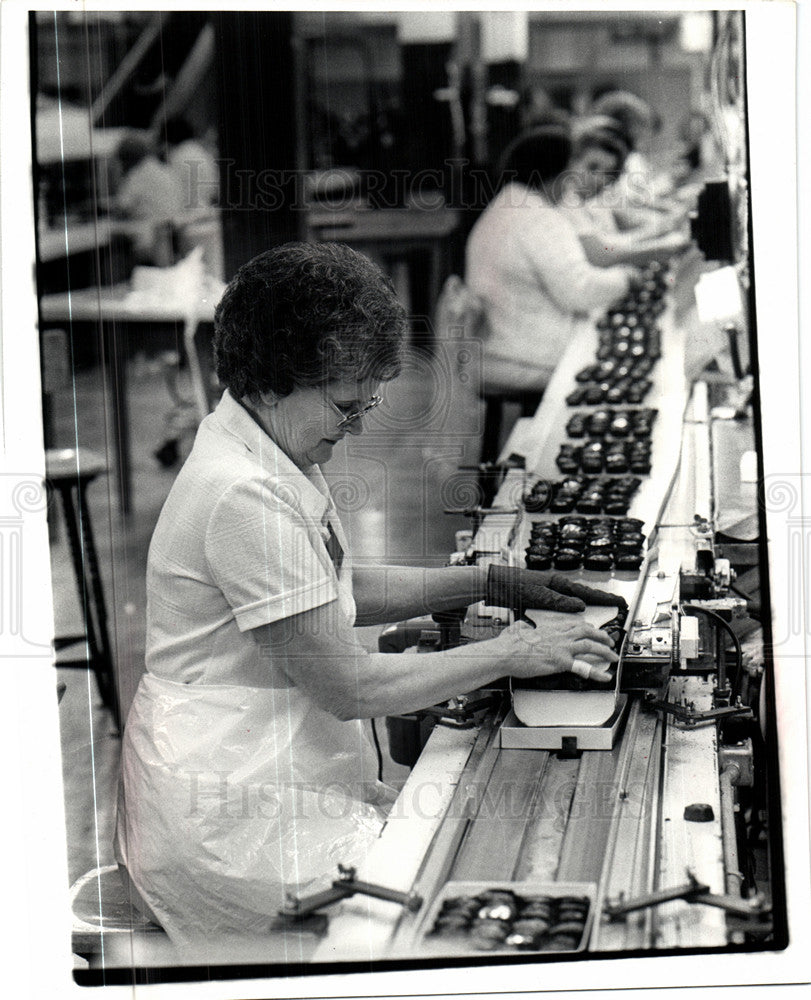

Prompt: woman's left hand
[{"left": 486, "top": 564, "right": 627, "bottom": 616}]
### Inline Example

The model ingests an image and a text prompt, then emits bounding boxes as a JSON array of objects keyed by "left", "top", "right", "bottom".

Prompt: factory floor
[{"left": 50, "top": 342, "right": 494, "bottom": 890}]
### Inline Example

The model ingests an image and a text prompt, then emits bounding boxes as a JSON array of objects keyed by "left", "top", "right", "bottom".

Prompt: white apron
[{"left": 116, "top": 494, "right": 393, "bottom": 945}]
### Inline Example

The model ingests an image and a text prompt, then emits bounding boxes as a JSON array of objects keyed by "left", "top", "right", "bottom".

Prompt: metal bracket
[
  {"left": 279, "top": 865, "right": 423, "bottom": 920},
  {"left": 604, "top": 870, "right": 770, "bottom": 923},
  {"left": 422, "top": 691, "right": 504, "bottom": 729},
  {"left": 643, "top": 692, "right": 753, "bottom": 727}
]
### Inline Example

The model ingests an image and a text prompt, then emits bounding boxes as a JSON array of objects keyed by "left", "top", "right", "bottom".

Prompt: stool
[
  {"left": 70, "top": 865, "right": 166, "bottom": 961},
  {"left": 47, "top": 448, "right": 121, "bottom": 731}
]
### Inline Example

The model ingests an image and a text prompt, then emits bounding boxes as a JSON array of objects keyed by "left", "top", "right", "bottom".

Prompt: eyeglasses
[{"left": 326, "top": 394, "right": 383, "bottom": 428}]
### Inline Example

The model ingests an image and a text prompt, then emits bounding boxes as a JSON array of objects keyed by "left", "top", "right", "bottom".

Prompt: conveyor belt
[{"left": 316, "top": 262, "right": 764, "bottom": 961}]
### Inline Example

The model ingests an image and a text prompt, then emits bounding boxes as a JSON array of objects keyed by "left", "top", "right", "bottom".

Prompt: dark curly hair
[
  {"left": 496, "top": 125, "right": 572, "bottom": 194},
  {"left": 213, "top": 242, "right": 407, "bottom": 401}
]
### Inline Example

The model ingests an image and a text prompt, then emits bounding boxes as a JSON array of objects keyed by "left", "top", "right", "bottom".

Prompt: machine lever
[
  {"left": 604, "top": 870, "right": 769, "bottom": 923},
  {"left": 643, "top": 693, "right": 753, "bottom": 726},
  {"left": 279, "top": 866, "right": 423, "bottom": 920}
]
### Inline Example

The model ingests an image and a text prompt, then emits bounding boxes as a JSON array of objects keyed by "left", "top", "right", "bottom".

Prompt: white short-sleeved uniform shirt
[
  {"left": 116, "top": 390, "right": 388, "bottom": 944},
  {"left": 146, "top": 388, "right": 353, "bottom": 687}
]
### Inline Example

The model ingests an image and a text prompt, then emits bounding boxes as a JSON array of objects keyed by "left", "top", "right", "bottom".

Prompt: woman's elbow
[{"left": 319, "top": 688, "right": 369, "bottom": 722}]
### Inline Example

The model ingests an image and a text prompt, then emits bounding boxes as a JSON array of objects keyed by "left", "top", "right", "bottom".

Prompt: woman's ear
[{"left": 257, "top": 389, "right": 280, "bottom": 408}]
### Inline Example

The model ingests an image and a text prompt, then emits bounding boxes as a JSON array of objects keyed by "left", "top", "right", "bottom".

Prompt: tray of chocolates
[
  {"left": 523, "top": 475, "right": 641, "bottom": 516},
  {"left": 566, "top": 263, "right": 668, "bottom": 407},
  {"left": 565, "top": 408, "right": 657, "bottom": 440},
  {"left": 556, "top": 439, "right": 651, "bottom": 475},
  {"left": 525, "top": 516, "right": 646, "bottom": 573},
  {"left": 419, "top": 881, "right": 597, "bottom": 955}
]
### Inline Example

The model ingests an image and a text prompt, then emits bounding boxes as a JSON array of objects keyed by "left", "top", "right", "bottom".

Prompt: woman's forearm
[
  {"left": 341, "top": 643, "right": 507, "bottom": 719},
  {"left": 352, "top": 564, "right": 489, "bottom": 626},
  {"left": 579, "top": 230, "right": 682, "bottom": 268}
]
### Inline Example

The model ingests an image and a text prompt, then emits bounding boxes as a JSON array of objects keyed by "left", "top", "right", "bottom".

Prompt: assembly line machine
[{"left": 285, "top": 256, "right": 780, "bottom": 963}]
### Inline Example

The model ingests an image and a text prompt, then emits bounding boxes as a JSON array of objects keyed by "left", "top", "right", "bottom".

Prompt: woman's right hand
[{"left": 492, "top": 612, "right": 618, "bottom": 682}]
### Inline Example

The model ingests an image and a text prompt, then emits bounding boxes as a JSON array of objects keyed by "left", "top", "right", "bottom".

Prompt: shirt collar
[{"left": 212, "top": 389, "right": 333, "bottom": 524}]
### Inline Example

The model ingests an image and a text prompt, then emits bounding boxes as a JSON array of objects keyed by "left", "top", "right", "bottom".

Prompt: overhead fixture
[
  {"left": 480, "top": 11, "right": 529, "bottom": 63},
  {"left": 397, "top": 12, "right": 456, "bottom": 44},
  {"left": 679, "top": 11, "right": 714, "bottom": 53}
]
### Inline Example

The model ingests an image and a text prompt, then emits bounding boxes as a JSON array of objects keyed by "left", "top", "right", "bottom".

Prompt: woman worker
[
  {"left": 116, "top": 241, "right": 620, "bottom": 947},
  {"left": 465, "top": 125, "right": 638, "bottom": 397},
  {"left": 560, "top": 122, "right": 691, "bottom": 268}
]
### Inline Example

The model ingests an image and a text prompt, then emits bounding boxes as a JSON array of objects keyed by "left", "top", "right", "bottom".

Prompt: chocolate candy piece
[
  {"left": 470, "top": 932, "right": 503, "bottom": 950},
  {"left": 506, "top": 932, "right": 539, "bottom": 949},
  {"left": 544, "top": 936, "right": 579, "bottom": 951},
  {"left": 477, "top": 890, "right": 517, "bottom": 904},
  {"left": 609, "top": 414, "right": 631, "bottom": 436},
  {"left": 477, "top": 902, "right": 517, "bottom": 922},
  {"left": 472, "top": 919, "right": 509, "bottom": 941},
  {"left": 575, "top": 498, "right": 601, "bottom": 514},
  {"left": 584, "top": 553, "right": 613, "bottom": 571},
  {"left": 559, "top": 518, "right": 587, "bottom": 531},
  {"left": 566, "top": 387, "right": 587, "bottom": 406},
  {"left": 575, "top": 364, "right": 598, "bottom": 383},
  {"left": 554, "top": 548, "right": 582, "bottom": 570},
  {"left": 588, "top": 410, "right": 612, "bottom": 436},
  {"left": 559, "top": 514, "right": 588, "bottom": 526},
  {"left": 603, "top": 499, "right": 629, "bottom": 515},
  {"left": 524, "top": 484, "right": 552, "bottom": 512},
  {"left": 513, "top": 918, "right": 551, "bottom": 935},
  {"left": 529, "top": 528, "right": 557, "bottom": 543},
  {"left": 550, "top": 495, "right": 576, "bottom": 513},
  {"left": 527, "top": 555, "right": 552, "bottom": 571},
  {"left": 548, "top": 921, "right": 587, "bottom": 937},
  {"left": 434, "top": 914, "right": 471, "bottom": 933},
  {"left": 584, "top": 385, "right": 605, "bottom": 405},
  {"left": 442, "top": 895, "right": 479, "bottom": 911},
  {"left": 557, "top": 898, "right": 590, "bottom": 912},
  {"left": 605, "top": 453, "right": 628, "bottom": 473},
  {"left": 566, "top": 414, "right": 587, "bottom": 438},
  {"left": 615, "top": 553, "right": 643, "bottom": 570}
]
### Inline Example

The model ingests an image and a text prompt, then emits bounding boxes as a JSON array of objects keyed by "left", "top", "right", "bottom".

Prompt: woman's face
[
  {"left": 570, "top": 146, "right": 622, "bottom": 200},
  {"left": 257, "top": 378, "right": 383, "bottom": 469}
]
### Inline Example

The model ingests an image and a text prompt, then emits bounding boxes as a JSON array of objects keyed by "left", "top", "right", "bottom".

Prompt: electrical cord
[
  {"left": 682, "top": 603, "right": 744, "bottom": 697},
  {"left": 370, "top": 717, "right": 384, "bottom": 784}
]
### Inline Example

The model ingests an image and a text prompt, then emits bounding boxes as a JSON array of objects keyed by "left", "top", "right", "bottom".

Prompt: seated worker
[
  {"left": 465, "top": 126, "right": 638, "bottom": 396},
  {"left": 560, "top": 122, "right": 691, "bottom": 268},
  {"left": 115, "top": 131, "right": 184, "bottom": 267},
  {"left": 590, "top": 90, "right": 693, "bottom": 230},
  {"left": 162, "top": 116, "right": 224, "bottom": 278},
  {"left": 591, "top": 90, "right": 672, "bottom": 207},
  {"left": 115, "top": 242, "right": 620, "bottom": 949}
]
